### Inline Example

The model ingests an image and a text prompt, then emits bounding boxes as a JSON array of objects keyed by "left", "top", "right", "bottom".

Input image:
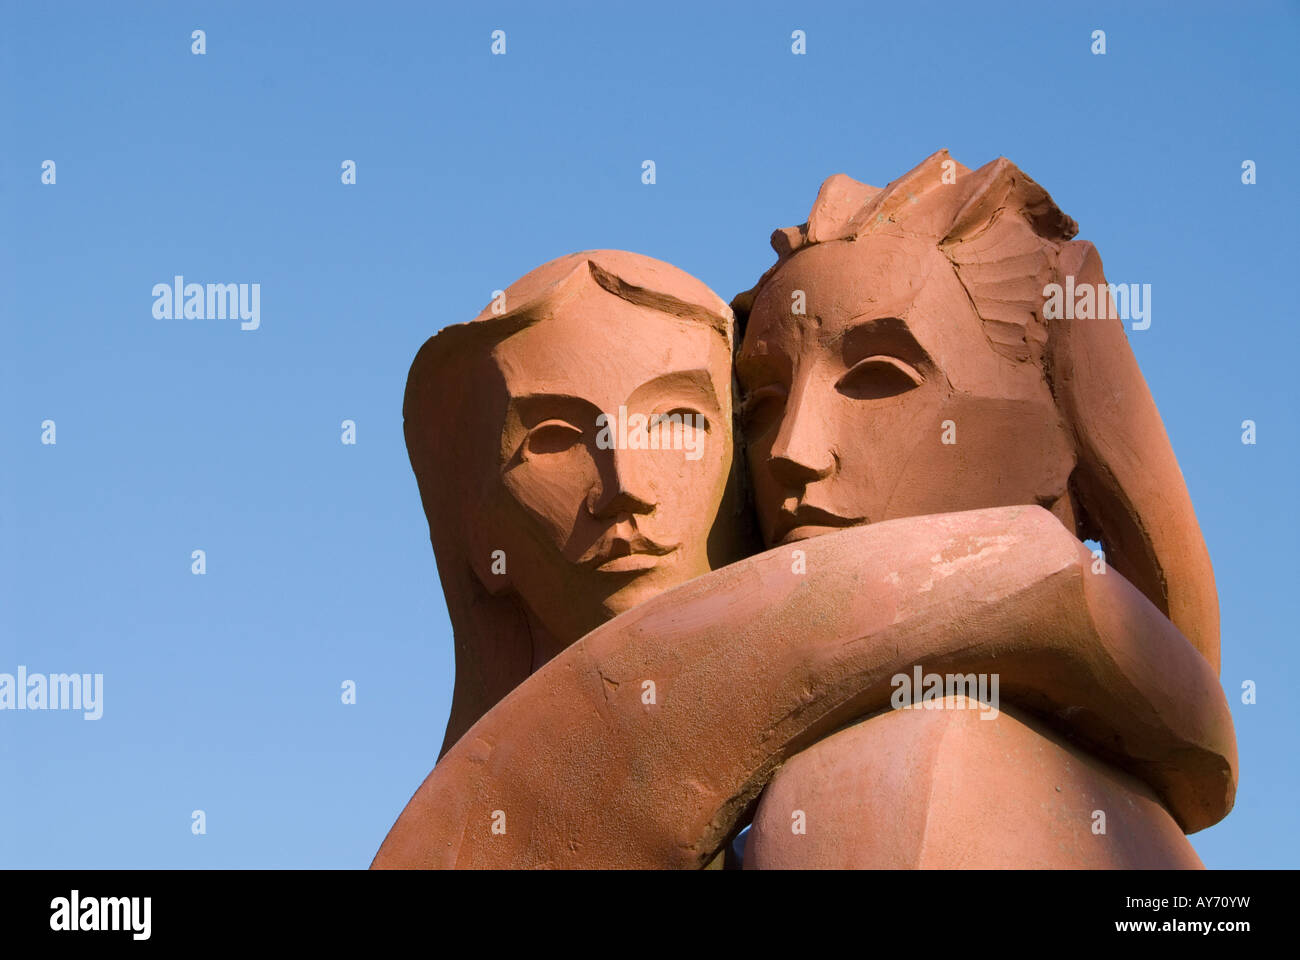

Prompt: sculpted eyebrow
[
  {"left": 837, "top": 316, "right": 929, "bottom": 366},
  {"left": 508, "top": 394, "right": 602, "bottom": 427},
  {"left": 508, "top": 371, "right": 722, "bottom": 427},
  {"left": 628, "top": 369, "right": 722, "bottom": 412}
]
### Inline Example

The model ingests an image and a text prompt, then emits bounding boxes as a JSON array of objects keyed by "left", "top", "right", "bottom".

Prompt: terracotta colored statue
[
  {"left": 733, "top": 150, "right": 1227, "bottom": 867},
  {"left": 399, "top": 250, "right": 752, "bottom": 756},
  {"left": 374, "top": 154, "right": 1235, "bottom": 869}
]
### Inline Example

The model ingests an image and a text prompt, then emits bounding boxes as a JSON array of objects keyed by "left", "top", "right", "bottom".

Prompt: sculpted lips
[
  {"left": 577, "top": 529, "right": 679, "bottom": 573},
  {"left": 773, "top": 504, "right": 864, "bottom": 545}
]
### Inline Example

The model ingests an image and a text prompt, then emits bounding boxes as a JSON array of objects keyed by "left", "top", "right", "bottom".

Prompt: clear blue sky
[{"left": 2, "top": 0, "right": 1296, "bottom": 868}]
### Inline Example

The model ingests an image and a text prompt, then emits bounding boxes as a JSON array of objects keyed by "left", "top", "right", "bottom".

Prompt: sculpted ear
[{"left": 1048, "top": 240, "right": 1220, "bottom": 671}]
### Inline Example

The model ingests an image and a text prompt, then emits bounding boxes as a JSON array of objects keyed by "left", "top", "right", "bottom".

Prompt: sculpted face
[
  {"left": 738, "top": 235, "right": 1075, "bottom": 547},
  {"left": 488, "top": 283, "right": 733, "bottom": 654}
]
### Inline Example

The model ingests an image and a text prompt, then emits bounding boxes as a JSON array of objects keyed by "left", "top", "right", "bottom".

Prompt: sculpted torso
[{"left": 376, "top": 152, "right": 1236, "bottom": 869}]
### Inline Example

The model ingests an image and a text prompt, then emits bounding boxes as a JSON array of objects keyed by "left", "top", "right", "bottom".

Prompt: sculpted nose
[
  {"left": 770, "top": 446, "right": 835, "bottom": 488},
  {"left": 589, "top": 449, "right": 656, "bottom": 519},
  {"left": 768, "top": 384, "right": 836, "bottom": 487},
  {"left": 590, "top": 484, "right": 655, "bottom": 520}
]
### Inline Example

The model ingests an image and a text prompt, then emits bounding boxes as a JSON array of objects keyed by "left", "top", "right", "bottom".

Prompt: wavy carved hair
[{"left": 733, "top": 150, "right": 1220, "bottom": 670}]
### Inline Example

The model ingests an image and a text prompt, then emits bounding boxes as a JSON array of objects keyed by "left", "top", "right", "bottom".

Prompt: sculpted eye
[
  {"left": 525, "top": 419, "right": 583, "bottom": 455},
  {"left": 651, "top": 407, "right": 710, "bottom": 432},
  {"left": 835, "top": 356, "right": 923, "bottom": 400},
  {"left": 741, "top": 384, "right": 788, "bottom": 437}
]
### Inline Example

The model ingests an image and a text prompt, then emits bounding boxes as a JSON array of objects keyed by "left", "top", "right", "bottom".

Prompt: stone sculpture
[{"left": 374, "top": 152, "right": 1236, "bottom": 869}]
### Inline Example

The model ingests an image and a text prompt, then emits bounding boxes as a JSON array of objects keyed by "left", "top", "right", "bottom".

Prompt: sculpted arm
[{"left": 372, "top": 504, "right": 1235, "bottom": 868}]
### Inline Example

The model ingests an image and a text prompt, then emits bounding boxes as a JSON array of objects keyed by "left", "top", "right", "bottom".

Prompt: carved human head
[
  {"left": 735, "top": 151, "right": 1219, "bottom": 668},
  {"left": 405, "top": 250, "right": 747, "bottom": 750}
]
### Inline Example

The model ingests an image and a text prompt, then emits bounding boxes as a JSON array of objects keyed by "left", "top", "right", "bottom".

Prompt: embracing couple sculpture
[{"left": 373, "top": 150, "right": 1237, "bottom": 869}]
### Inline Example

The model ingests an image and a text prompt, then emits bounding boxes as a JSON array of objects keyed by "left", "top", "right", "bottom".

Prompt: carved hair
[{"left": 733, "top": 151, "right": 1220, "bottom": 669}]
